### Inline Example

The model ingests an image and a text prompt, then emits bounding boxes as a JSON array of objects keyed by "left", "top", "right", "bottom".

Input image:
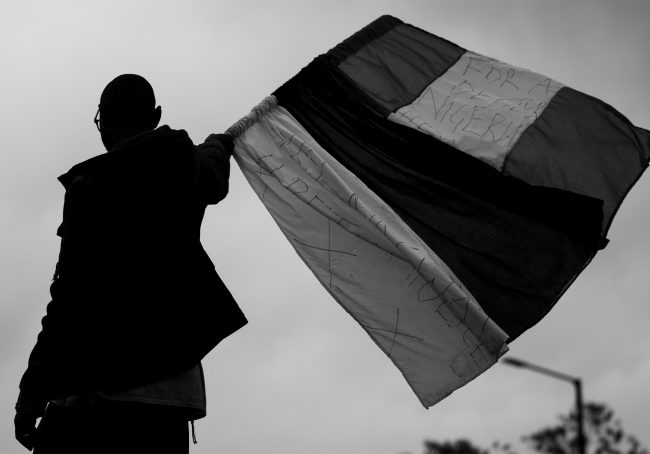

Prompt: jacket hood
[{"left": 58, "top": 126, "right": 197, "bottom": 195}]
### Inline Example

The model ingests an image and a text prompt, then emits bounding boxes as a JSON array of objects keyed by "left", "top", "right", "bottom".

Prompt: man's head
[{"left": 95, "top": 74, "right": 162, "bottom": 151}]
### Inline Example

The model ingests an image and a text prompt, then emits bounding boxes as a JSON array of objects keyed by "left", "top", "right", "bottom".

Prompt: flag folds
[{"left": 231, "top": 15, "right": 650, "bottom": 407}]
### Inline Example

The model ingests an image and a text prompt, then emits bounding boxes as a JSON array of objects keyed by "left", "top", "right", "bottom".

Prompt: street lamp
[{"left": 502, "top": 357, "right": 586, "bottom": 454}]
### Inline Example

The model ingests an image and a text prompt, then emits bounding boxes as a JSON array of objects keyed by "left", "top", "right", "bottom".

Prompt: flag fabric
[{"left": 229, "top": 15, "right": 650, "bottom": 408}]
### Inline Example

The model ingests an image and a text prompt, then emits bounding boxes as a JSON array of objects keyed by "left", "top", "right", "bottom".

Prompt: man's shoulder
[
  {"left": 58, "top": 154, "right": 109, "bottom": 190},
  {"left": 58, "top": 126, "right": 195, "bottom": 191}
]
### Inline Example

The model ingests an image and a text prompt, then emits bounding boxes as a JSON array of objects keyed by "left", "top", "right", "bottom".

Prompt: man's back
[
  {"left": 15, "top": 75, "right": 247, "bottom": 453},
  {"left": 37, "top": 124, "right": 244, "bottom": 393}
]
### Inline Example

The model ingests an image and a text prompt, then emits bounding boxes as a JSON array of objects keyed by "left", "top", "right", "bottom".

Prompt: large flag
[{"left": 228, "top": 15, "right": 650, "bottom": 408}]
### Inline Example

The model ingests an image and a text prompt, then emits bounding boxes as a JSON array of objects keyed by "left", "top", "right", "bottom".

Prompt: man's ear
[{"left": 151, "top": 106, "right": 162, "bottom": 129}]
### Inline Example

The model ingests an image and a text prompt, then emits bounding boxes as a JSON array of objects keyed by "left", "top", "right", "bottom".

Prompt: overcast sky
[{"left": 1, "top": 1, "right": 649, "bottom": 453}]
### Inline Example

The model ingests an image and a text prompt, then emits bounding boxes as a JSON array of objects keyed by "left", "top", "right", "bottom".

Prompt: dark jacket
[{"left": 18, "top": 126, "right": 247, "bottom": 411}]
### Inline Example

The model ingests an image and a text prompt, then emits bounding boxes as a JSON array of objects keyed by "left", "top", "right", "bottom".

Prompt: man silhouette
[{"left": 15, "top": 74, "right": 247, "bottom": 453}]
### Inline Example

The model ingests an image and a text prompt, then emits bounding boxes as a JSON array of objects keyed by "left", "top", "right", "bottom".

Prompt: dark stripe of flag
[{"left": 505, "top": 87, "right": 650, "bottom": 240}]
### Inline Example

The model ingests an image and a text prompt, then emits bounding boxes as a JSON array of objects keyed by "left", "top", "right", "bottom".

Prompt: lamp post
[{"left": 502, "top": 357, "right": 586, "bottom": 454}]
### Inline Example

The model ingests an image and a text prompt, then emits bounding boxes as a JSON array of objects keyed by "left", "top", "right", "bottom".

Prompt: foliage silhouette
[
  {"left": 523, "top": 402, "right": 648, "bottom": 454},
  {"left": 424, "top": 438, "right": 488, "bottom": 454},
  {"left": 421, "top": 402, "right": 648, "bottom": 454}
]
